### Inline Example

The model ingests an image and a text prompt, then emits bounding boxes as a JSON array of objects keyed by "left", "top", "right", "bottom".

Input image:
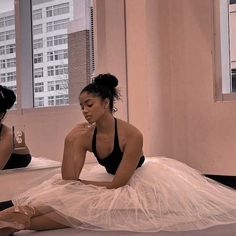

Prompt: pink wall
[
  {"left": 125, "top": 0, "right": 236, "bottom": 175},
  {"left": 5, "top": 0, "right": 236, "bottom": 175},
  {"left": 169, "top": 0, "right": 236, "bottom": 174},
  {"left": 5, "top": 106, "right": 85, "bottom": 161}
]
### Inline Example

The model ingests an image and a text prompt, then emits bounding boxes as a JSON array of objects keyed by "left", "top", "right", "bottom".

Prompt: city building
[{"left": 0, "top": 0, "right": 93, "bottom": 107}]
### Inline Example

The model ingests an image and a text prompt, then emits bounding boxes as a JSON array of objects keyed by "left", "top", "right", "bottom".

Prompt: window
[
  {"left": 6, "top": 58, "right": 16, "bottom": 67},
  {"left": 47, "top": 19, "right": 69, "bottom": 32},
  {"left": 33, "top": 38, "right": 43, "bottom": 49},
  {"left": 213, "top": 0, "right": 236, "bottom": 100},
  {"left": 47, "top": 37, "right": 53, "bottom": 47},
  {"left": 47, "top": 66, "right": 54, "bottom": 76},
  {"left": 0, "top": 59, "right": 6, "bottom": 68},
  {"left": 30, "top": 0, "right": 94, "bottom": 108},
  {"left": 54, "top": 34, "right": 67, "bottom": 46},
  {"left": 47, "top": 51, "right": 54, "bottom": 61},
  {"left": 47, "top": 35, "right": 67, "bottom": 47},
  {"left": 48, "top": 96, "right": 54, "bottom": 106},
  {"left": 0, "top": 46, "right": 5, "bottom": 55},
  {"left": 5, "top": 30, "right": 15, "bottom": 40},
  {"left": 54, "top": 49, "right": 68, "bottom": 60},
  {"left": 54, "top": 18, "right": 69, "bottom": 31},
  {"left": 34, "top": 53, "right": 43, "bottom": 64},
  {"left": 54, "top": 3, "right": 69, "bottom": 16},
  {"left": 55, "top": 95, "right": 68, "bottom": 106},
  {"left": 5, "top": 15, "right": 15, "bottom": 26},
  {"left": 33, "top": 24, "right": 42, "bottom": 35},
  {"left": 35, "top": 82, "right": 44, "bottom": 93},
  {"left": 0, "top": 15, "right": 15, "bottom": 27},
  {"left": 46, "top": 3, "right": 69, "bottom": 17},
  {"left": 34, "top": 67, "right": 43, "bottom": 78},
  {"left": 35, "top": 97, "right": 44, "bottom": 107},
  {"left": 46, "top": 22, "right": 53, "bottom": 32},
  {"left": 46, "top": 6, "right": 53, "bottom": 17},
  {"left": 48, "top": 49, "right": 68, "bottom": 61},
  {"left": 55, "top": 79, "right": 68, "bottom": 90},
  {"left": 33, "top": 9, "right": 42, "bottom": 20},
  {"left": 0, "top": 32, "right": 5, "bottom": 41},
  {"left": 5, "top": 44, "right": 15, "bottom": 54},
  {"left": 47, "top": 81, "right": 55, "bottom": 91},
  {"left": 55, "top": 64, "right": 68, "bottom": 75},
  {"left": 0, "top": 1, "right": 16, "bottom": 94},
  {"left": 7, "top": 72, "right": 16, "bottom": 82},
  {"left": 0, "top": 18, "right": 4, "bottom": 28},
  {"left": 0, "top": 73, "right": 6, "bottom": 83}
]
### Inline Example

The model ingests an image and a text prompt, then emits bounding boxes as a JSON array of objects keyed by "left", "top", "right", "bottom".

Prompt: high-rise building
[{"left": 0, "top": 0, "right": 93, "bottom": 107}]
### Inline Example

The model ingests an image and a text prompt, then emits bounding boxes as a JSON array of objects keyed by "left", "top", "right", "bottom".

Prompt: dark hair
[
  {"left": 0, "top": 85, "right": 16, "bottom": 114},
  {"left": 80, "top": 73, "right": 120, "bottom": 112}
]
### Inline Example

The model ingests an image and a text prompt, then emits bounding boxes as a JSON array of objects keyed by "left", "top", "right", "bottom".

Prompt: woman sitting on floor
[
  {"left": 0, "top": 85, "right": 31, "bottom": 170},
  {"left": 2, "top": 74, "right": 236, "bottom": 235}
]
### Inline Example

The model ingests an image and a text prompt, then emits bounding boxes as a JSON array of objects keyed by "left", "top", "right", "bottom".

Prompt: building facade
[{"left": 0, "top": 0, "right": 93, "bottom": 107}]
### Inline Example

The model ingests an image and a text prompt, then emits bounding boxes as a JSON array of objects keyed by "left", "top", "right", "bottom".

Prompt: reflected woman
[{"left": 0, "top": 85, "right": 31, "bottom": 170}]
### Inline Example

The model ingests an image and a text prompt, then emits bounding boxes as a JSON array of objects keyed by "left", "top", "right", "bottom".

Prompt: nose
[{"left": 82, "top": 107, "right": 88, "bottom": 115}]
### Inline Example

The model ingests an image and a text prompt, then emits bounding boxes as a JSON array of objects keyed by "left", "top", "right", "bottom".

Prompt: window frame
[
  {"left": 213, "top": 0, "right": 236, "bottom": 101},
  {"left": 13, "top": 0, "right": 94, "bottom": 111}
]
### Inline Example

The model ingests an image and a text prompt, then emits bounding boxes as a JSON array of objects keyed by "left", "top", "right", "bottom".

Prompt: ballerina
[{"left": 1, "top": 74, "right": 236, "bottom": 235}]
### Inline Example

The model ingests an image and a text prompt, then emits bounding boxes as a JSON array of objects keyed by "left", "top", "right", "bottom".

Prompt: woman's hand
[{"left": 61, "top": 123, "right": 90, "bottom": 180}]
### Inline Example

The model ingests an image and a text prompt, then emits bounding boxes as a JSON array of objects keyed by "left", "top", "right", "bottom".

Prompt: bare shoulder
[
  {"left": 65, "top": 122, "right": 95, "bottom": 145},
  {"left": 1, "top": 124, "right": 12, "bottom": 139},
  {"left": 116, "top": 118, "right": 143, "bottom": 140},
  {"left": 0, "top": 124, "right": 13, "bottom": 148}
]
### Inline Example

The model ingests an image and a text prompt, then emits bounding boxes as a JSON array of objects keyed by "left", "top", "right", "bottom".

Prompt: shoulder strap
[
  {"left": 0, "top": 124, "right": 3, "bottom": 140},
  {"left": 92, "top": 127, "right": 98, "bottom": 156},
  {"left": 113, "top": 118, "right": 122, "bottom": 153},
  {"left": 12, "top": 126, "right": 15, "bottom": 148}
]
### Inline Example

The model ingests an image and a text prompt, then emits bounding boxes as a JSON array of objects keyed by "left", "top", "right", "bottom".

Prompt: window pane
[
  {"left": 229, "top": 3, "right": 236, "bottom": 92},
  {"left": 32, "top": 0, "right": 95, "bottom": 107},
  {"left": 0, "top": 0, "right": 16, "bottom": 108}
]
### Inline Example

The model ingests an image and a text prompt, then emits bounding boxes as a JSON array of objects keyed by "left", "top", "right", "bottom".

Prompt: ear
[{"left": 104, "top": 98, "right": 110, "bottom": 109}]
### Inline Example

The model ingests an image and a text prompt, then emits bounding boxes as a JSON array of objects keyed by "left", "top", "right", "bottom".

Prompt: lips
[{"left": 85, "top": 115, "right": 92, "bottom": 120}]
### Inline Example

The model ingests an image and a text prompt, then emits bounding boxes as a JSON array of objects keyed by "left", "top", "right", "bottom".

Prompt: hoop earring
[{"left": 112, "top": 107, "right": 118, "bottom": 113}]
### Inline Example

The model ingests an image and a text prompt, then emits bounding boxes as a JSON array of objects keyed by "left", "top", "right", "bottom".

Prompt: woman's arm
[
  {"left": 0, "top": 126, "right": 14, "bottom": 169},
  {"left": 61, "top": 124, "right": 89, "bottom": 180},
  {"left": 80, "top": 129, "right": 143, "bottom": 189}
]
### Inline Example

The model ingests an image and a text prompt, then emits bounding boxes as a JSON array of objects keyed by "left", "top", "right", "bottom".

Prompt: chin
[{"left": 86, "top": 118, "right": 94, "bottom": 124}]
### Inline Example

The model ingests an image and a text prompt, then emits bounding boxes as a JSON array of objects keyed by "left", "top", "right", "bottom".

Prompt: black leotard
[
  {"left": 0, "top": 124, "right": 31, "bottom": 169},
  {"left": 92, "top": 118, "right": 145, "bottom": 175}
]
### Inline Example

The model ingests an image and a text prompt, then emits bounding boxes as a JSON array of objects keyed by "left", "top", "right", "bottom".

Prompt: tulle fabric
[{"left": 12, "top": 157, "right": 236, "bottom": 232}]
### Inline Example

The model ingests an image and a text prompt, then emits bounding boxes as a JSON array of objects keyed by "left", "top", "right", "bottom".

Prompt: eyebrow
[{"left": 80, "top": 98, "right": 94, "bottom": 105}]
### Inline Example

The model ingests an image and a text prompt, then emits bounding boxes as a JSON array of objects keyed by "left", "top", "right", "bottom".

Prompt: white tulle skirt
[{"left": 12, "top": 157, "right": 236, "bottom": 232}]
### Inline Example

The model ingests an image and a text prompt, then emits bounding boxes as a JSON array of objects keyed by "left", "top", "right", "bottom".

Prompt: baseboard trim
[{"left": 204, "top": 174, "right": 236, "bottom": 189}]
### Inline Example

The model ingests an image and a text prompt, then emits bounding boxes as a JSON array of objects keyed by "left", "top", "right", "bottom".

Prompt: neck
[{"left": 96, "top": 113, "right": 115, "bottom": 133}]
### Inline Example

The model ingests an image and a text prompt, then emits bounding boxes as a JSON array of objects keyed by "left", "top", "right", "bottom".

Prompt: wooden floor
[{"left": 15, "top": 223, "right": 236, "bottom": 236}]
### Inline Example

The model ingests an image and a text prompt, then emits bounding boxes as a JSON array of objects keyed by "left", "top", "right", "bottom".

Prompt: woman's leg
[
  {"left": 0, "top": 205, "right": 74, "bottom": 233},
  {"left": 29, "top": 212, "right": 70, "bottom": 231}
]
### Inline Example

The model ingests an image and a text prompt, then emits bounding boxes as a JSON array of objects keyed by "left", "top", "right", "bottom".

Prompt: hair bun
[
  {"left": 0, "top": 85, "right": 16, "bottom": 111},
  {"left": 94, "top": 73, "right": 118, "bottom": 89}
]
